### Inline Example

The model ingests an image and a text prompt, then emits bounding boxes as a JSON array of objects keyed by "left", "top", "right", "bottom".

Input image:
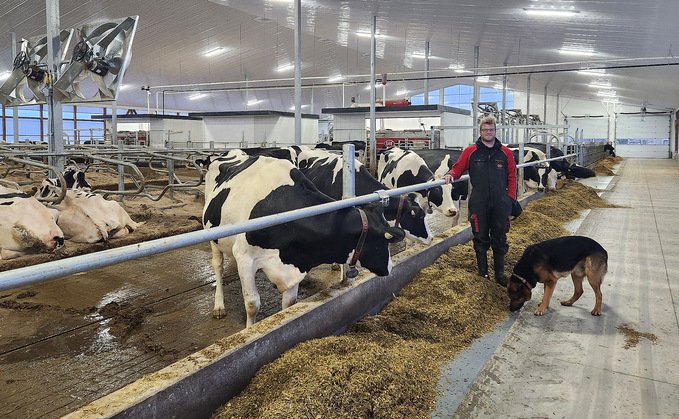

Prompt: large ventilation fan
[
  {"left": 54, "top": 16, "right": 138, "bottom": 102},
  {"left": 0, "top": 30, "right": 73, "bottom": 106}
]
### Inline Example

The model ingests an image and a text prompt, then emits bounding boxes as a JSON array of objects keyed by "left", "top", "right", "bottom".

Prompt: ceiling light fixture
[
  {"left": 449, "top": 64, "right": 467, "bottom": 72},
  {"left": 203, "top": 47, "right": 227, "bottom": 57},
  {"left": 247, "top": 99, "right": 262, "bottom": 106},
  {"left": 188, "top": 93, "right": 207, "bottom": 100},
  {"left": 596, "top": 90, "right": 617, "bottom": 97},
  {"left": 588, "top": 80, "right": 612, "bottom": 88},
  {"left": 356, "top": 31, "right": 383, "bottom": 38},
  {"left": 395, "top": 89, "right": 409, "bottom": 96},
  {"left": 328, "top": 75, "right": 344, "bottom": 83},
  {"left": 411, "top": 53, "right": 444, "bottom": 60},
  {"left": 276, "top": 63, "right": 295, "bottom": 72},
  {"left": 577, "top": 68, "right": 606, "bottom": 76},
  {"left": 524, "top": 8, "right": 579, "bottom": 17},
  {"left": 559, "top": 47, "right": 595, "bottom": 56}
]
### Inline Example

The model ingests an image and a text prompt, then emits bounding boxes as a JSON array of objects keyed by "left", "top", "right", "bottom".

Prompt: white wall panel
[
  {"left": 569, "top": 116, "right": 610, "bottom": 143},
  {"left": 148, "top": 119, "right": 204, "bottom": 148}
]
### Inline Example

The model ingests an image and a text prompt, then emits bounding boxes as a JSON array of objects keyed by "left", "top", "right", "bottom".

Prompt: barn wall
[
  {"left": 267, "top": 117, "right": 319, "bottom": 145},
  {"left": 148, "top": 119, "right": 204, "bottom": 148}
]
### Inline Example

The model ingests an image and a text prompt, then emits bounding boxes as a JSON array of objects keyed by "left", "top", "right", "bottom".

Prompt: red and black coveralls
[{"left": 447, "top": 138, "right": 517, "bottom": 277}]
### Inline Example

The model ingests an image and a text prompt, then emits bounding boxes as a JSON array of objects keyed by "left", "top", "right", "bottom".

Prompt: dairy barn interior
[{"left": 1, "top": 1, "right": 678, "bottom": 418}]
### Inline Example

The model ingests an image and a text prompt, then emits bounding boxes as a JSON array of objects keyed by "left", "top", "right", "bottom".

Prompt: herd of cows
[{"left": 0, "top": 142, "right": 595, "bottom": 326}]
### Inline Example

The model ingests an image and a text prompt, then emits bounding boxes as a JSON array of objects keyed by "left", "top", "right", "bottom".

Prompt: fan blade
[
  {"left": 0, "top": 68, "right": 28, "bottom": 105},
  {"left": 53, "top": 61, "right": 86, "bottom": 101}
]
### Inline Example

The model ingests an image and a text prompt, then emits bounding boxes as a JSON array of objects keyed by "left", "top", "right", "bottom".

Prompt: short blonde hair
[{"left": 479, "top": 116, "right": 497, "bottom": 129}]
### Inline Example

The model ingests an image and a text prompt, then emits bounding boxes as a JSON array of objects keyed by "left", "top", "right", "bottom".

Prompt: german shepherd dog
[{"left": 508, "top": 236, "right": 608, "bottom": 316}]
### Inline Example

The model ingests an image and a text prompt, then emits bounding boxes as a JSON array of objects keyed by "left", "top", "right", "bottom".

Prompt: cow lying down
[
  {"left": 37, "top": 181, "right": 142, "bottom": 243},
  {"left": 0, "top": 185, "right": 64, "bottom": 260},
  {"left": 200, "top": 150, "right": 405, "bottom": 327}
]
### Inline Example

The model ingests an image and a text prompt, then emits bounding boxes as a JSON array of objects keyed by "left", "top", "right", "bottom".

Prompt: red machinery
[{"left": 375, "top": 129, "right": 431, "bottom": 152}]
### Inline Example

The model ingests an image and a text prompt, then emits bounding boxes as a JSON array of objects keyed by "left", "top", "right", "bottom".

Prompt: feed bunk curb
[{"left": 65, "top": 196, "right": 538, "bottom": 419}]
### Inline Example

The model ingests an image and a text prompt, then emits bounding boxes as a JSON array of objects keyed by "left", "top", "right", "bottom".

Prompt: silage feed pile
[
  {"left": 593, "top": 156, "right": 624, "bottom": 176},
  {"left": 213, "top": 179, "right": 619, "bottom": 419}
]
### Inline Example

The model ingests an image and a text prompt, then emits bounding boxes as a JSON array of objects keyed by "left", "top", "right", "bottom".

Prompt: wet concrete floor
[{"left": 0, "top": 204, "right": 462, "bottom": 418}]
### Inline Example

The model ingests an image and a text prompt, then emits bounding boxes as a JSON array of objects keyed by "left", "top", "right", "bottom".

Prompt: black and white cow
[
  {"left": 297, "top": 148, "right": 432, "bottom": 243},
  {"left": 36, "top": 170, "right": 142, "bottom": 243},
  {"left": 35, "top": 165, "right": 91, "bottom": 199},
  {"left": 201, "top": 150, "right": 405, "bottom": 327},
  {"left": 509, "top": 147, "right": 558, "bottom": 191},
  {"left": 1, "top": 185, "right": 64, "bottom": 259},
  {"left": 241, "top": 146, "right": 305, "bottom": 165},
  {"left": 564, "top": 164, "right": 596, "bottom": 179},
  {"left": 315, "top": 140, "right": 366, "bottom": 152},
  {"left": 507, "top": 142, "right": 570, "bottom": 173},
  {"left": 412, "top": 148, "right": 470, "bottom": 223},
  {"left": 377, "top": 147, "right": 451, "bottom": 216},
  {"left": 603, "top": 142, "right": 616, "bottom": 157}
]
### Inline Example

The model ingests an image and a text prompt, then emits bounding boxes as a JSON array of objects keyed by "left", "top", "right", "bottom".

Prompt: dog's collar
[{"left": 513, "top": 273, "right": 534, "bottom": 290}]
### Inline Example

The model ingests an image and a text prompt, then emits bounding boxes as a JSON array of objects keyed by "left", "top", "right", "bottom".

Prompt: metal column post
[
  {"left": 46, "top": 0, "right": 64, "bottom": 174},
  {"left": 11, "top": 32, "right": 19, "bottom": 144},
  {"left": 369, "top": 16, "right": 377, "bottom": 173},
  {"left": 526, "top": 74, "right": 531, "bottom": 117},
  {"left": 424, "top": 41, "right": 430, "bottom": 105},
  {"left": 472, "top": 46, "right": 480, "bottom": 139},
  {"left": 501, "top": 69, "right": 507, "bottom": 138},
  {"left": 293, "top": 0, "right": 302, "bottom": 145},
  {"left": 543, "top": 83, "right": 548, "bottom": 125},
  {"left": 525, "top": 74, "right": 531, "bottom": 142}
]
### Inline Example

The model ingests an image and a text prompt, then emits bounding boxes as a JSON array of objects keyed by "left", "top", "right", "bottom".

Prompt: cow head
[
  {"left": 387, "top": 193, "right": 432, "bottom": 244},
  {"left": 438, "top": 183, "right": 460, "bottom": 217},
  {"left": 356, "top": 202, "right": 405, "bottom": 277},
  {"left": 0, "top": 190, "right": 65, "bottom": 259},
  {"left": 35, "top": 178, "right": 63, "bottom": 200},
  {"left": 538, "top": 166, "right": 557, "bottom": 191},
  {"left": 63, "top": 166, "right": 91, "bottom": 190}
]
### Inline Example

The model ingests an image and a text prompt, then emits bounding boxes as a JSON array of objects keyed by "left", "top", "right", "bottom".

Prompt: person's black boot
[
  {"left": 493, "top": 253, "right": 507, "bottom": 286},
  {"left": 475, "top": 251, "right": 489, "bottom": 279}
]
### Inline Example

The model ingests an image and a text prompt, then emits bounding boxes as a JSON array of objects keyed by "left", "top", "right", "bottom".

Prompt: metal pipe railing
[
  {"left": 0, "top": 150, "right": 570, "bottom": 293},
  {"left": 0, "top": 177, "right": 461, "bottom": 292}
]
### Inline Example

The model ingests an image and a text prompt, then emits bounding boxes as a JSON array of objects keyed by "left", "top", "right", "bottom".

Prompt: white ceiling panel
[{"left": 0, "top": 0, "right": 677, "bottom": 113}]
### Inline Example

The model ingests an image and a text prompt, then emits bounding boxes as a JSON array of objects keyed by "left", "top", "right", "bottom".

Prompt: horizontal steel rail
[
  {"left": 0, "top": 151, "right": 569, "bottom": 292},
  {"left": 0, "top": 177, "right": 464, "bottom": 292}
]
